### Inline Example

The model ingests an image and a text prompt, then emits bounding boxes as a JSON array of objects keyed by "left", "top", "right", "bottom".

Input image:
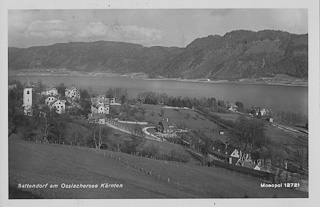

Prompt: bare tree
[
  {"left": 231, "top": 115, "right": 267, "bottom": 153},
  {"left": 91, "top": 125, "right": 112, "bottom": 149}
]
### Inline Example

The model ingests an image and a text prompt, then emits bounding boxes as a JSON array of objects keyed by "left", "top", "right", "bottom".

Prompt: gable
[{"left": 230, "top": 149, "right": 240, "bottom": 158}]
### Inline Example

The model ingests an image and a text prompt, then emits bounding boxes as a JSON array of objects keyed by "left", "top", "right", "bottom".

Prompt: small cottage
[
  {"left": 207, "top": 140, "right": 240, "bottom": 164},
  {"left": 45, "top": 87, "right": 59, "bottom": 96},
  {"left": 65, "top": 85, "right": 80, "bottom": 99},
  {"left": 91, "top": 95, "right": 110, "bottom": 115},
  {"left": 51, "top": 100, "right": 66, "bottom": 114},
  {"left": 45, "top": 96, "right": 57, "bottom": 106}
]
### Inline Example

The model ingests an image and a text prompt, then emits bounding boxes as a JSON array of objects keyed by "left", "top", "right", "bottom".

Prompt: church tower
[{"left": 23, "top": 81, "right": 33, "bottom": 116}]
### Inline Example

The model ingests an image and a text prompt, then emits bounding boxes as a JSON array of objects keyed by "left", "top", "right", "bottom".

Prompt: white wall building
[
  {"left": 65, "top": 85, "right": 80, "bottom": 99},
  {"left": 51, "top": 100, "right": 66, "bottom": 114},
  {"left": 22, "top": 81, "right": 33, "bottom": 116},
  {"left": 46, "top": 87, "right": 59, "bottom": 96},
  {"left": 45, "top": 97, "right": 57, "bottom": 106},
  {"left": 91, "top": 95, "right": 110, "bottom": 115}
]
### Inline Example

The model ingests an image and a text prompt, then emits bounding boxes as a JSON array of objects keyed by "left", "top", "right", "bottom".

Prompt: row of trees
[
  {"left": 105, "top": 88, "right": 128, "bottom": 104},
  {"left": 137, "top": 91, "right": 243, "bottom": 114}
]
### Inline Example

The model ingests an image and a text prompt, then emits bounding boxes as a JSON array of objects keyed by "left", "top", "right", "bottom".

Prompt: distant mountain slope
[{"left": 8, "top": 30, "right": 308, "bottom": 80}]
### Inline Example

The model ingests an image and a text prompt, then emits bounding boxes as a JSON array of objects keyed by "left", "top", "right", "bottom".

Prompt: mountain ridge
[{"left": 8, "top": 30, "right": 308, "bottom": 80}]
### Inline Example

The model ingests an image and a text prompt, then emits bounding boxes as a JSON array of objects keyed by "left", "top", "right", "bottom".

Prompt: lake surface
[{"left": 9, "top": 76, "right": 308, "bottom": 116}]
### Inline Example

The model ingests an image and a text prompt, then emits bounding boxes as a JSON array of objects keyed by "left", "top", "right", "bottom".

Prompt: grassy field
[
  {"left": 142, "top": 104, "right": 219, "bottom": 131},
  {"left": 9, "top": 136, "right": 307, "bottom": 199},
  {"left": 209, "top": 111, "right": 308, "bottom": 149},
  {"left": 144, "top": 139, "right": 197, "bottom": 162}
]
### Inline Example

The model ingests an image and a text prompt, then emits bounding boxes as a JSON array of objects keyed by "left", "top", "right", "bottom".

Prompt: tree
[
  {"left": 133, "top": 124, "right": 142, "bottom": 136},
  {"left": 168, "top": 149, "right": 190, "bottom": 163},
  {"left": 35, "top": 80, "right": 46, "bottom": 93},
  {"left": 121, "top": 135, "right": 145, "bottom": 154},
  {"left": 69, "top": 128, "right": 84, "bottom": 146},
  {"left": 88, "top": 87, "right": 97, "bottom": 97},
  {"left": 79, "top": 88, "right": 90, "bottom": 100},
  {"left": 105, "top": 88, "right": 115, "bottom": 98},
  {"left": 8, "top": 83, "right": 23, "bottom": 134},
  {"left": 121, "top": 94, "right": 127, "bottom": 104},
  {"left": 52, "top": 116, "right": 67, "bottom": 144},
  {"left": 139, "top": 106, "right": 146, "bottom": 115},
  {"left": 235, "top": 101, "right": 244, "bottom": 112},
  {"left": 231, "top": 115, "right": 267, "bottom": 153},
  {"left": 217, "top": 100, "right": 226, "bottom": 108},
  {"left": 56, "top": 83, "right": 66, "bottom": 97},
  {"left": 140, "top": 143, "right": 159, "bottom": 158},
  {"left": 89, "top": 125, "right": 112, "bottom": 149},
  {"left": 38, "top": 106, "right": 57, "bottom": 143},
  {"left": 79, "top": 99, "right": 91, "bottom": 116},
  {"left": 157, "top": 121, "right": 164, "bottom": 133}
]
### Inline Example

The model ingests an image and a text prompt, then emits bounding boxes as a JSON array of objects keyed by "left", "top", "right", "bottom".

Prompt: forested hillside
[{"left": 9, "top": 30, "right": 308, "bottom": 80}]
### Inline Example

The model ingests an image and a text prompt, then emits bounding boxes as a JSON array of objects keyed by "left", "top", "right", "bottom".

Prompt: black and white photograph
[{"left": 1, "top": 0, "right": 320, "bottom": 206}]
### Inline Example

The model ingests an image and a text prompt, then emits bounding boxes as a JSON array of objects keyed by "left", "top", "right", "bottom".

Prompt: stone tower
[{"left": 23, "top": 81, "right": 33, "bottom": 116}]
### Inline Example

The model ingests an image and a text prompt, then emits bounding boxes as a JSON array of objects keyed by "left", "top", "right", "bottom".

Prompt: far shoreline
[{"left": 8, "top": 73, "right": 308, "bottom": 87}]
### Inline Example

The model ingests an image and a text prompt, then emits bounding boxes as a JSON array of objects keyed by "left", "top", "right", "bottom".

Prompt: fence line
[{"left": 27, "top": 139, "right": 276, "bottom": 196}]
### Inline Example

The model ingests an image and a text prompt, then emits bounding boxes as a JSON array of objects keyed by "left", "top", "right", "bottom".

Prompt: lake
[{"left": 9, "top": 76, "right": 308, "bottom": 116}]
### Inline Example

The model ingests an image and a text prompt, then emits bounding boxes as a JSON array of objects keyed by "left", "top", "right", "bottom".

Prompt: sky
[{"left": 8, "top": 9, "right": 308, "bottom": 48}]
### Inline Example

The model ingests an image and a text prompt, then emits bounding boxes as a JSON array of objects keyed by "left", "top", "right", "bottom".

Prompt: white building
[
  {"left": 109, "top": 97, "right": 116, "bottom": 105},
  {"left": 228, "top": 104, "right": 238, "bottom": 112},
  {"left": 45, "top": 96, "right": 57, "bottom": 106},
  {"left": 91, "top": 95, "right": 110, "bottom": 115},
  {"left": 22, "top": 81, "right": 33, "bottom": 116},
  {"left": 51, "top": 100, "right": 66, "bottom": 114},
  {"left": 45, "top": 87, "right": 59, "bottom": 96},
  {"left": 44, "top": 96, "right": 66, "bottom": 114},
  {"left": 65, "top": 85, "right": 80, "bottom": 99},
  {"left": 256, "top": 108, "right": 269, "bottom": 117}
]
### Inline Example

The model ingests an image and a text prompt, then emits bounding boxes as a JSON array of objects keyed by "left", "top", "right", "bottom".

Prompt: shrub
[
  {"left": 168, "top": 149, "right": 190, "bottom": 163},
  {"left": 139, "top": 144, "right": 160, "bottom": 158}
]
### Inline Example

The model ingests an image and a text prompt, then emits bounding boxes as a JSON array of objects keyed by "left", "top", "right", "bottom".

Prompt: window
[{"left": 27, "top": 91, "right": 30, "bottom": 94}]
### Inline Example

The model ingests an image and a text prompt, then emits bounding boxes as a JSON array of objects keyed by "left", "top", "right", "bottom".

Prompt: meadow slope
[{"left": 9, "top": 137, "right": 307, "bottom": 199}]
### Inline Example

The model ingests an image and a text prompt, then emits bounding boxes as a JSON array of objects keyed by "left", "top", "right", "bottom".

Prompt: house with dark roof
[
  {"left": 91, "top": 95, "right": 110, "bottom": 115},
  {"left": 207, "top": 140, "right": 240, "bottom": 165},
  {"left": 45, "top": 96, "right": 57, "bottom": 105},
  {"left": 157, "top": 118, "right": 176, "bottom": 134},
  {"left": 44, "top": 86, "right": 58, "bottom": 96},
  {"left": 65, "top": 85, "right": 80, "bottom": 99},
  {"left": 44, "top": 96, "right": 66, "bottom": 114},
  {"left": 227, "top": 103, "right": 238, "bottom": 112},
  {"left": 88, "top": 113, "right": 106, "bottom": 124},
  {"left": 51, "top": 100, "right": 66, "bottom": 114}
]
